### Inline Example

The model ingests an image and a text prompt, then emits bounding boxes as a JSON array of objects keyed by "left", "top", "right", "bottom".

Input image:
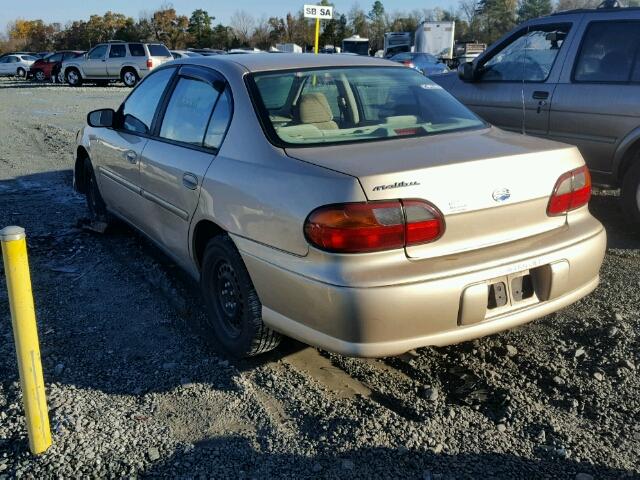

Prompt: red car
[{"left": 31, "top": 51, "right": 84, "bottom": 82}]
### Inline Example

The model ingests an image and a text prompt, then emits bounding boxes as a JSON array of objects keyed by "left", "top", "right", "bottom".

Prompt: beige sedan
[{"left": 74, "top": 54, "right": 606, "bottom": 357}]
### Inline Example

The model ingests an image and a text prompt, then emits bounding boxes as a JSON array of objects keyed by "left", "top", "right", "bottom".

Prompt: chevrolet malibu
[{"left": 74, "top": 54, "right": 606, "bottom": 358}]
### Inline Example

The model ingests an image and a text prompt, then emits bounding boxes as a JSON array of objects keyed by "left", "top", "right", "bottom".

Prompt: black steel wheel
[{"left": 200, "top": 235, "right": 281, "bottom": 357}]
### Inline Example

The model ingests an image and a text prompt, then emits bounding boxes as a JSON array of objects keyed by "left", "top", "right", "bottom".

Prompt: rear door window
[
  {"left": 204, "top": 88, "right": 232, "bottom": 150},
  {"left": 148, "top": 44, "right": 172, "bottom": 57},
  {"left": 573, "top": 21, "right": 640, "bottom": 83},
  {"left": 159, "top": 77, "right": 220, "bottom": 146},
  {"left": 120, "top": 67, "right": 175, "bottom": 134},
  {"left": 128, "top": 43, "right": 145, "bottom": 57},
  {"left": 109, "top": 44, "right": 127, "bottom": 58}
]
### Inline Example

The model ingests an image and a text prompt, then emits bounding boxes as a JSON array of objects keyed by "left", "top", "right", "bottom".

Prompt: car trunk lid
[{"left": 285, "top": 127, "right": 585, "bottom": 260}]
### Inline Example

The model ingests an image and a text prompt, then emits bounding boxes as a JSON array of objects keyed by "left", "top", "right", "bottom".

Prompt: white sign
[{"left": 304, "top": 5, "right": 333, "bottom": 19}]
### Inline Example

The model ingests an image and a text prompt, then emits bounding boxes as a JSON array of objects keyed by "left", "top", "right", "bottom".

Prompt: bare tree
[{"left": 230, "top": 10, "right": 256, "bottom": 46}]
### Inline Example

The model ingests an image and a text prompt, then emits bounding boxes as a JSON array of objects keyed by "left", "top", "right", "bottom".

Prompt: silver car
[
  {"left": 0, "top": 54, "right": 38, "bottom": 78},
  {"left": 433, "top": 7, "right": 640, "bottom": 223},
  {"left": 62, "top": 41, "right": 173, "bottom": 87},
  {"left": 74, "top": 54, "right": 605, "bottom": 358}
]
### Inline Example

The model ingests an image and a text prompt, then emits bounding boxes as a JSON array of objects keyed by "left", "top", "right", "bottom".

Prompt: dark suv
[{"left": 433, "top": 6, "right": 640, "bottom": 222}]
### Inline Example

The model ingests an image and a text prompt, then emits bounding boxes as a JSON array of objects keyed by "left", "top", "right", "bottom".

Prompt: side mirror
[
  {"left": 87, "top": 109, "right": 115, "bottom": 128},
  {"left": 458, "top": 62, "right": 477, "bottom": 82}
]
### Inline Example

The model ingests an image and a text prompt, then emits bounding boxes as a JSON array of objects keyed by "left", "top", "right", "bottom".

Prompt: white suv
[{"left": 62, "top": 41, "right": 173, "bottom": 87}]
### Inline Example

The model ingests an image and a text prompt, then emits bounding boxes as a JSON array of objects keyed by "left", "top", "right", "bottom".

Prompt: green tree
[
  {"left": 188, "top": 9, "right": 214, "bottom": 47},
  {"left": 368, "top": 1, "right": 386, "bottom": 51},
  {"left": 477, "top": 0, "right": 517, "bottom": 43},
  {"left": 517, "top": 0, "right": 552, "bottom": 21}
]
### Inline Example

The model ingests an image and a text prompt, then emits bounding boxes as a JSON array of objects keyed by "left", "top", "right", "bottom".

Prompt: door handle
[
  {"left": 182, "top": 173, "right": 198, "bottom": 190},
  {"left": 532, "top": 91, "right": 549, "bottom": 100},
  {"left": 124, "top": 150, "right": 137, "bottom": 164}
]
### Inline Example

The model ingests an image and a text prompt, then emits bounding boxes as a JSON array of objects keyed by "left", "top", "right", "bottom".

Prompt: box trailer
[{"left": 415, "top": 21, "right": 455, "bottom": 60}]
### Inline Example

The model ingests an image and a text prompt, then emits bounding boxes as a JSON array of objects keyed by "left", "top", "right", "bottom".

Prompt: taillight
[
  {"left": 304, "top": 200, "right": 445, "bottom": 254},
  {"left": 147, "top": 58, "right": 153, "bottom": 69},
  {"left": 402, "top": 60, "right": 415, "bottom": 68},
  {"left": 547, "top": 165, "right": 592, "bottom": 216}
]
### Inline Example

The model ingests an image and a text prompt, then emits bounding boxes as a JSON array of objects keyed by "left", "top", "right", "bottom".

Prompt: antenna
[{"left": 520, "top": 25, "right": 530, "bottom": 135}]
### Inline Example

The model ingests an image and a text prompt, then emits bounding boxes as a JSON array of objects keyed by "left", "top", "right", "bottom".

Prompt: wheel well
[
  {"left": 75, "top": 147, "right": 89, "bottom": 193},
  {"left": 619, "top": 139, "right": 640, "bottom": 183},
  {"left": 193, "top": 220, "right": 226, "bottom": 270},
  {"left": 121, "top": 66, "right": 137, "bottom": 77}
]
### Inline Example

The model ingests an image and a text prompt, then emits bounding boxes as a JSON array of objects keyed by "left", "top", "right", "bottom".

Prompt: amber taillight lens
[
  {"left": 304, "top": 200, "right": 445, "bottom": 253},
  {"left": 547, "top": 165, "right": 592, "bottom": 216}
]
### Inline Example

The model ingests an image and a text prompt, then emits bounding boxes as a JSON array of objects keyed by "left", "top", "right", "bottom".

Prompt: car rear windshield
[
  {"left": 148, "top": 44, "right": 172, "bottom": 57},
  {"left": 249, "top": 66, "right": 484, "bottom": 146}
]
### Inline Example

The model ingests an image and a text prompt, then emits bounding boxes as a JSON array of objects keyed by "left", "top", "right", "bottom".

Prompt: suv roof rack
[
  {"left": 552, "top": 5, "right": 640, "bottom": 15},
  {"left": 106, "top": 40, "right": 126, "bottom": 43}
]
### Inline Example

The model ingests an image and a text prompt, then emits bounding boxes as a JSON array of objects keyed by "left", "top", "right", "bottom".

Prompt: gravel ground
[{"left": 0, "top": 76, "right": 639, "bottom": 479}]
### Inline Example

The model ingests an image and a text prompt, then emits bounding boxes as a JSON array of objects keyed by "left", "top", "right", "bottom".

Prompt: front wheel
[
  {"left": 200, "top": 235, "right": 281, "bottom": 357},
  {"left": 83, "top": 160, "right": 109, "bottom": 223},
  {"left": 121, "top": 69, "right": 139, "bottom": 87},
  {"left": 621, "top": 161, "right": 640, "bottom": 225}
]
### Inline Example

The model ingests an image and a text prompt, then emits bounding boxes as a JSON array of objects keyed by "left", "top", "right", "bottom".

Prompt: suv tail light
[
  {"left": 146, "top": 58, "right": 154, "bottom": 69},
  {"left": 547, "top": 165, "right": 592, "bottom": 216},
  {"left": 402, "top": 60, "right": 415, "bottom": 69},
  {"left": 304, "top": 200, "right": 445, "bottom": 253}
]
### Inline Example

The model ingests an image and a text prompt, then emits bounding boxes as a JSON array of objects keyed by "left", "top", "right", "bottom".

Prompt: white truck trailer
[{"left": 414, "top": 21, "right": 455, "bottom": 60}]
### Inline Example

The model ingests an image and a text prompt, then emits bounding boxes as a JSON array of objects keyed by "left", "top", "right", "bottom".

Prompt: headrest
[{"left": 298, "top": 93, "right": 333, "bottom": 124}]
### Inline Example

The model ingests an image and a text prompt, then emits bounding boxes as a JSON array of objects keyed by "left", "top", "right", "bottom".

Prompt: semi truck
[
  {"left": 342, "top": 35, "right": 369, "bottom": 56},
  {"left": 383, "top": 32, "right": 412, "bottom": 58}
]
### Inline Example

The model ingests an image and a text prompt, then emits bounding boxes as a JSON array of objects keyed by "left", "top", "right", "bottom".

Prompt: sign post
[{"left": 303, "top": 4, "right": 333, "bottom": 54}]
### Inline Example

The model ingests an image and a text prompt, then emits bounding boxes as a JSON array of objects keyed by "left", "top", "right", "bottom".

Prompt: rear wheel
[
  {"left": 16, "top": 67, "right": 26, "bottom": 78},
  {"left": 621, "top": 160, "right": 640, "bottom": 225},
  {"left": 33, "top": 69, "right": 46, "bottom": 82},
  {"left": 121, "top": 68, "right": 139, "bottom": 87},
  {"left": 66, "top": 68, "right": 82, "bottom": 86},
  {"left": 200, "top": 235, "right": 281, "bottom": 357}
]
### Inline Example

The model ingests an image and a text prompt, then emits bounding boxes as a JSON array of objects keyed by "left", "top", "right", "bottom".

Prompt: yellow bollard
[{"left": 1, "top": 226, "right": 51, "bottom": 455}]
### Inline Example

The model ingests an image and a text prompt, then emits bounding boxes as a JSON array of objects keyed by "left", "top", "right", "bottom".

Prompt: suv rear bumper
[{"left": 238, "top": 213, "right": 606, "bottom": 357}]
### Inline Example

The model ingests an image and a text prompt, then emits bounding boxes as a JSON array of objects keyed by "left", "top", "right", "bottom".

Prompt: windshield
[{"left": 250, "top": 66, "right": 484, "bottom": 146}]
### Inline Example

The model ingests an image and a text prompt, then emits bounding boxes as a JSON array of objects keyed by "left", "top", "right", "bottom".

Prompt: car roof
[{"left": 180, "top": 53, "right": 396, "bottom": 73}]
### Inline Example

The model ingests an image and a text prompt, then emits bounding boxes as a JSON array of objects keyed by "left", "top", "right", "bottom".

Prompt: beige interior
[{"left": 297, "top": 93, "right": 338, "bottom": 130}]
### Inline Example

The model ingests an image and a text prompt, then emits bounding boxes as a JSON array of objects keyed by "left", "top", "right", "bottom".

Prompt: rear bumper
[{"left": 238, "top": 213, "right": 606, "bottom": 357}]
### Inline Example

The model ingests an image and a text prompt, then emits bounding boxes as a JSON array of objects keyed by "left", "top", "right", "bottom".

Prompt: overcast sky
[{"left": 1, "top": 0, "right": 459, "bottom": 32}]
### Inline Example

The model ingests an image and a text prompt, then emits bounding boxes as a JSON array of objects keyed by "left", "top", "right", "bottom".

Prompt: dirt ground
[{"left": 0, "top": 77, "right": 638, "bottom": 479}]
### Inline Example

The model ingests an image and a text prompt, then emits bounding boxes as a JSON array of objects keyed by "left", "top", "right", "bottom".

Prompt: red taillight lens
[
  {"left": 304, "top": 200, "right": 444, "bottom": 253},
  {"left": 147, "top": 58, "right": 153, "bottom": 69},
  {"left": 547, "top": 165, "right": 592, "bottom": 216}
]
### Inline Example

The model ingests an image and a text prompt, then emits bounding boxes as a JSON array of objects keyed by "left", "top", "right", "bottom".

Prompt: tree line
[{"left": 1, "top": 0, "right": 637, "bottom": 55}]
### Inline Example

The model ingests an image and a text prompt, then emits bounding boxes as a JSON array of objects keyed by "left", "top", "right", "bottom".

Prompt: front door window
[{"left": 480, "top": 25, "right": 570, "bottom": 82}]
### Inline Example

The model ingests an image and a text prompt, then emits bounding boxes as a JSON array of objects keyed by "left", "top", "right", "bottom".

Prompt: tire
[
  {"left": 200, "top": 235, "right": 281, "bottom": 357},
  {"left": 83, "top": 160, "right": 109, "bottom": 223},
  {"left": 66, "top": 68, "right": 82, "bottom": 86},
  {"left": 16, "top": 67, "right": 26, "bottom": 78},
  {"left": 621, "top": 160, "right": 640, "bottom": 225},
  {"left": 33, "top": 69, "right": 46, "bottom": 82},
  {"left": 121, "top": 68, "right": 139, "bottom": 87}
]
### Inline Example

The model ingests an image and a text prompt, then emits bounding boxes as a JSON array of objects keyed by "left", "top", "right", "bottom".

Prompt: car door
[
  {"left": 106, "top": 44, "right": 127, "bottom": 77},
  {"left": 0, "top": 57, "right": 10, "bottom": 75},
  {"left": 138, "top": 65, "right": 232, "bottom": 262},
  {"left": 451, "top": 21, "right": 575, "bottom": 136},
  {"left": 83, "top": 45, "right": 108, "bottom": 77},
  {"left": 92, "top": 67, "right": 176, "bottom": 227},
  {"left": 549, "top": 17, "right": 640, "bottom": 178}
]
